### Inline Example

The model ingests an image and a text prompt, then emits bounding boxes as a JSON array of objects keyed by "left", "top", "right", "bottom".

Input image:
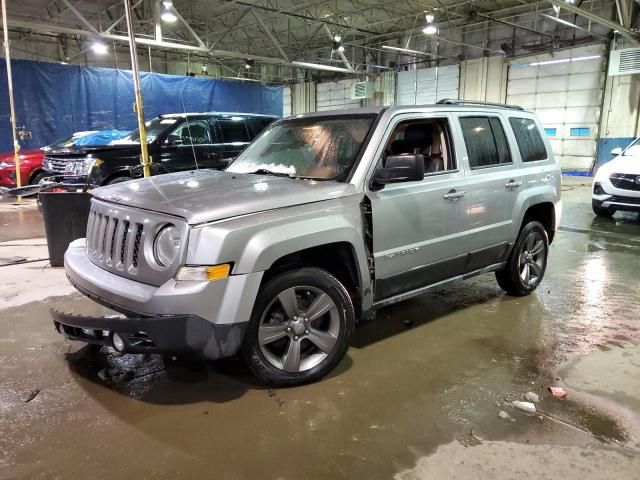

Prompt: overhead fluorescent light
[
  {"left": 291, "top": 61, "right": 354, "bottom": 73},
  {"left": 528, "top": 55, "right": 601, "bottom": 66},
  {"left": 542, "top": 14, "right": 579, "bottom": 28},
  {"left": 382, "top": 45, "right": 435, "bottom": 57}
]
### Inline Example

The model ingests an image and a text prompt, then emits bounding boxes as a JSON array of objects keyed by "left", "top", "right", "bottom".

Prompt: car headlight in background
[
  {"left": 153, "top": 224, "right": 181, "bottom": 266},
  {"left": 0, "top": 161, "right": 14, "bottom": 169},
  {"left": 71, "top": 157, "right": 99, "bottom": 176}
]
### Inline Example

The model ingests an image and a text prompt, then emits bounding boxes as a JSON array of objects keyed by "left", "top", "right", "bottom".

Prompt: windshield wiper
[{"left": 249, "top": 168, "right": 296, "bottom": 178}]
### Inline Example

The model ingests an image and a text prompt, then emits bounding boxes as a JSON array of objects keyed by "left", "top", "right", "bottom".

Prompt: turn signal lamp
[{"left": 175, "top": 263, "right": 231, "bottom": 281}]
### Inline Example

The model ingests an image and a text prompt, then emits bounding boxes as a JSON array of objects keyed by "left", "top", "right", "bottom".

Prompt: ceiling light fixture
[
  {"left": 333, "top": 34, "right": 342, "bottom": 43},
  {"left": 332, "top": 40, "right": 345, "bottom": 53},
  {"left": 91, "top": 41, "right": 108, "bottom": 54},
  {"left": 244, "top": 59, "right": 254, "bottom": 70},
  {"left": 423, "top": 14, "right": 437, "bottom": 35},
  {"left": 160, "top": 1, "right": 177, "bottom": 23}
]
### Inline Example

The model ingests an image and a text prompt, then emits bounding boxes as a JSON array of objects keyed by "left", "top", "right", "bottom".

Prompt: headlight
[
  {"left": 71, "top": 158, "right": 97, "bottom": 176},
  {"left": 153, "top": 225, "right": 181, "bottom": 267},
  {"left": 0, "top": 161, "right": 13, "bottom": 169}
]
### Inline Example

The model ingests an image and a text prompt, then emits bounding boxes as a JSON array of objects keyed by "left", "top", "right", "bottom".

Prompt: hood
[
  {"left": 92, "top": 169, "right": 359, "bottom": 224},
  {"left": 45, "top": 144, "right": 139, "bottom": 157},
  {"left": 0, "top": 149, "right": 43, "bottom": 162},
  {"left": 599, "top": 154, "right": 640, "bottom": 176}
]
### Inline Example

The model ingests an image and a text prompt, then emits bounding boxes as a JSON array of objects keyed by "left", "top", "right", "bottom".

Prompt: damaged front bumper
[{"left": 51, "top": 309, "right": 247, "bottom": 359}]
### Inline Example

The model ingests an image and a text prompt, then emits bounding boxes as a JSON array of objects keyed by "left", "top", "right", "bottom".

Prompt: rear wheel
[
  {"left": 242, "top": 267, "right": 354, "bottom": 386},
  {"left": 592, "top": 200, "right": 614, "bottom": 217},
  {"left": 496, "top": 220, "right": 549, "bottom": 296}
]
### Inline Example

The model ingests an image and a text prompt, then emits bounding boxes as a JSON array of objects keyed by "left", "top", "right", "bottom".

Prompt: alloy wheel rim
[
  {"left": 519, "top": 231, "right": 546, "bottom": 287},
  {"left": 258, "top": 285, "right": 340, "bottom": 373}
]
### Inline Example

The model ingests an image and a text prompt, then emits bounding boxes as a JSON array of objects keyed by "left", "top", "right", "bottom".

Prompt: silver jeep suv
[{"left": 53, "top": 100, "right": 562, "bottom": 386}]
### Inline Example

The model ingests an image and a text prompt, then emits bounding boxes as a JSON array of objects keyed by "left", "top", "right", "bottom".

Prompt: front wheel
[
  {"left": 242, "top": 267, "right": 355, "bottom": 386},
  {"left": 496, "top": 220, "right": 549, "bottom": 296}
]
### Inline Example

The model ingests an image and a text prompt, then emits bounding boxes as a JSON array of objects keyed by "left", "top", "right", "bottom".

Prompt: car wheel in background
[
  {"left": 105, "top": 176, "right": 131, "bottom": 185},
  {"left": 30, "top": 171, "right": 50, "bottom": 185},
  {"left": 242, "top": 267, "right": 355, "bottom": 386},
  {"left": 496, "top": 220, "right": 549, "bottom": 296}
]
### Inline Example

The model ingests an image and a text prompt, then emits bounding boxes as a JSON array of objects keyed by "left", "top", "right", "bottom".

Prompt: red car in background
[
  {"left": 0, "top": 131, "right": 101, "bottom": 188},
  {"left": 0, "top": 149, "right": 46, "bottom": 187}
]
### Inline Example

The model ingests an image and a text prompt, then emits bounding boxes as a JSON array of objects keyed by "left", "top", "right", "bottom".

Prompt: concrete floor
[{"left": 1, "top": 179, "right": 640, "bottom": 479}]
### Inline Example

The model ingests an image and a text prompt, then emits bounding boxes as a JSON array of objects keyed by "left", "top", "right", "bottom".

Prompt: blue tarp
[
  {"left": 74, "top": 130, "right": 130, "bottom": 146},
  {"left": 0, "top": 59, "right": 283, "bottom": 153}
]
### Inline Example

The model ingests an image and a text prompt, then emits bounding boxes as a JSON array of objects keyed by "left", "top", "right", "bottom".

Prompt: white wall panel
[
  {"left": 282, "top": 86, "right": 292, "bottom": 117},
  {"left": 396, "top": 65, "right": 460, "bottom": 105},
  {"left": 316, "top": 79, "right": 361, "bottom": 111},
  {"left": 507, "top": 44, "right": 606, "bottom": 171}
]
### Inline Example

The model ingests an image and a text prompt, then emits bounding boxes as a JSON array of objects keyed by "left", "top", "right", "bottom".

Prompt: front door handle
[
  {"left": 443, "top": 189, "right": 465, "bottom": 200},
  {"left": 505, "top": 180, "right": 522, "bottom": 189}
]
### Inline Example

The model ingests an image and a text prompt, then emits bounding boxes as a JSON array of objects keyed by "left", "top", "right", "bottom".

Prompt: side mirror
[
  {"left": 372, "top": 154, "right": 425, "bottom": 189},
  {"left": 165, "top": 137, "right": 183, "bottom": 147},
  {"left": 610, "top": 147, "right": 623, "bottom": 156}
]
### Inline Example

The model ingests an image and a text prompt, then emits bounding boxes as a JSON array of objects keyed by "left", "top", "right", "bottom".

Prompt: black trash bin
[{"left": 40, "top": 191, "right": 92, "bottom": 267}]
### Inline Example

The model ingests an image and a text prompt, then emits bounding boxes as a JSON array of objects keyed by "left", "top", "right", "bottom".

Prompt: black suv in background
[{"left": 41, "top": 113, "right": 278, "bottom": 185}]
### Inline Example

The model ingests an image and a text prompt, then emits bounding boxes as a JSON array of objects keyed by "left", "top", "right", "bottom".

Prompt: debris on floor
[
  {"left": 548, "top": 386, "right": 568, "bottom": 398},
  {"left": 24, "top": 388, "right": 40, "bottom": 403},
  {"left": 512, "top": 401, "right": 536, "bottom": 413},
  {"left": 525, "top": 392, "right": 540, "bottom": 403},
  {"left": 498, "top": 410, "right": 515, "bottom": 422}
]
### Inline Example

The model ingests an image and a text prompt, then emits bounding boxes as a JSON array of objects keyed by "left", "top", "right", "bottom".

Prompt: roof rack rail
[{"left": 436, "top": 99, "right": 524, "bottom": 111}]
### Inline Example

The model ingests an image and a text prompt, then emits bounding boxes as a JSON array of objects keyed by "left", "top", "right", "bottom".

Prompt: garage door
[
  {"left": 506, "top": 44, "right": 606, "bottom": 171},
  {"left": 316, "top": 79, "right": 362, "bottom": 111},
  {"left": 396, "top": 64, "right": 459, "bottom": 105}
]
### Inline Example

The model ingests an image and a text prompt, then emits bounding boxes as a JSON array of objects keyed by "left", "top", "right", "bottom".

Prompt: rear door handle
[
  {"left": 505, "top": 180, "right": 522, "bottom": 189},
  {"left": 443, "top": 189, "right": 465, "bottom": 200}
]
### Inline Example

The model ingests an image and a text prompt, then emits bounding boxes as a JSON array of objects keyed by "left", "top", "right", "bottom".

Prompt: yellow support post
[
  {"left": 1, "top": 0, "right": 22, "bottom": 200},
  {"left": 123, "top": 0, "right": 152, "bottom": 177}
]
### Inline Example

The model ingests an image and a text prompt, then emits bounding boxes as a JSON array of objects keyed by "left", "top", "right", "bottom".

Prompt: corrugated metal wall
[
  {"left": 316, "top": 79, "right": 362, "bottom": 111},
  {"left": 507, "top": 44, "right": 607, "bottom": 171},
  {"left": 396, "top": 65, "right": 460, "bottom": 105}
]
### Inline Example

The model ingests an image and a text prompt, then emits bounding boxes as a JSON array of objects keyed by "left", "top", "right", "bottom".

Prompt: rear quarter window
[{"left": 509, "top": 117, "right": 548, "bottom": 162}]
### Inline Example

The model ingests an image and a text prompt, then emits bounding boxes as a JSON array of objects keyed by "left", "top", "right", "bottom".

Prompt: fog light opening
[{"left": 112, "top": 332, "right": 125, "bottom": 352}]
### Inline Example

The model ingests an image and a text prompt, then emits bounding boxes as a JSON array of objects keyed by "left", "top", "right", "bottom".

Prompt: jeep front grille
[
  {"left": 609, "top": 173, "right": 640, "bottom": 191},
  {"left": 85, "top": 199, "right": 187, "bottom": 286}
]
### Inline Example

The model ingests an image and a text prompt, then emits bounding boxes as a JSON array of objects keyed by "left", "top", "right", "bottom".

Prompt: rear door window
[
  {"left": 459, "top": 116, "right": 512, "bottom": 169},
  {"left": 247, "top": 117, "right": 276, "bottom": 138},
  {"left": 212, "top": 117, "right": 250, "bottom": 143},
  {"left": 509, "top": 117, "right": 548, "bottom": 162}
]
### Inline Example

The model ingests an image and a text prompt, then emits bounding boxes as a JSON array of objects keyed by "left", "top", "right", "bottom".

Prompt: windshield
[
  {"left": 227, "top": 115, "right": 376, "bottom": 180},
  {"left": 623, "top": 138, "right": 640, "bottom": 156},
  {"left": 115, "top": 118, "right": 178, "bottom": 144}
]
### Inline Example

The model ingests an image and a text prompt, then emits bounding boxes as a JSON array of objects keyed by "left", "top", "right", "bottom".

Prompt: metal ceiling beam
[
  {"left": 171, "top": 5, "right": 206, "bottom": 48},
  {"left": 251, "top": 8, "right": 289, "bottom": 61},
  {"left": 546, "top": 0, "right": 640, "bottom": 41},
  {"left": 60, "top": 0, "right": 100, "bottom": 35},
  {"left": 207, "top": 8, "right": 251, "bottom": 46},
  {"left": 5, "top": 17, "right": 357, "bottom": 75},
  {"left": 475, "top": 11, "right": 554, "bottom": 38},
  {"left": 104, "top": 0, "right": 144, "bottom": 33}
]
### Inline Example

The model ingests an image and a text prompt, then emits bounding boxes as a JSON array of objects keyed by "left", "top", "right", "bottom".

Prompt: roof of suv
[
  {"left": 285, "top": 101, "right": 531, "bottom": 120},
  {"left": 159, "top": 112, "right": 279, "bottom": 119}
]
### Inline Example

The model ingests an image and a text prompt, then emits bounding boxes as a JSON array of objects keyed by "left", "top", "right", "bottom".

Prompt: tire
[
  {"left": 105, "top": 176, "right": 131, "bottom": 185},
  {"left": 592, "top": 200, "right": 614, "bottom": 217},
  {"left": 30, "top": 171, "right": 49, "bottom": 185},
  {"left": 496, "top": 220, "right": 549, "bottom": 296},
  {"left": 241, "top": 267, "right": 355, "bottom": 386}
]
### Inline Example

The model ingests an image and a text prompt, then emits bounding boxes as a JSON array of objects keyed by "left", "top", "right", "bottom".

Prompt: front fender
[{"left": 186, "top": 196, "right": 371, "bottom": 300}]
